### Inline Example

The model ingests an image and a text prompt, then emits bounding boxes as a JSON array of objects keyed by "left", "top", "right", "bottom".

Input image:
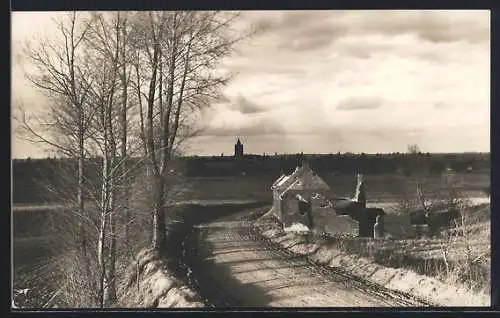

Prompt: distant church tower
[{"left": 234, "top": 138, "right": 244, "bottom": 159}]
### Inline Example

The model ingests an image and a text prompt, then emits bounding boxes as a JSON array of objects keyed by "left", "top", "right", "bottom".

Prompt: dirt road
[{"left": 184, "top": 212, "right": 430, "bottom": 307}]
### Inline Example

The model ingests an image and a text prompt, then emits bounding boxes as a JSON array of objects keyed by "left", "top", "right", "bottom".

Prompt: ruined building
[
  {"left": 329, "top": 174, "right": 384, "bottom": 237},
  {"left": 269, "top": 166, "right": 416, "bottom": 238},
  {"left": 332, "top": 175, "right": 413, "bottom": 238},
  {"left": 270, "top": 162, "right": 358, "bottom": 234}
]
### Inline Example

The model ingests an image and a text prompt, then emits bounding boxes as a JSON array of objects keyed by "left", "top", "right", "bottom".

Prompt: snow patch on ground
[
  {"left": 119, "top": 249, "right": 204, "bottom": 308},
  {"left": 284, "top": 222, "right": 311, "bottom": 234},
  {"left": 258, "top": 226, "right": 490, "bottom": 307}
]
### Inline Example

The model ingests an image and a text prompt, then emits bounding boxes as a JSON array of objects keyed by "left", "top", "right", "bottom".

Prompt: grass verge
[{"left": 255, "top": 214, "right": 490, "bottom": 306}]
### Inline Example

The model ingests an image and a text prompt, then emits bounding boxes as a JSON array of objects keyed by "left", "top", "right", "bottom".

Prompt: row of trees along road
[{"left": 15, "top": 11, "right": 254, "bottom": 308}]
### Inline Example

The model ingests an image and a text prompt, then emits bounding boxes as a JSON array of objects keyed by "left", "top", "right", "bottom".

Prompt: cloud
[
  {"left": 347, "top": 11, "right": 489, "bottom": 44},
  {"left": 277, "top": 23, "right": 346, "bottom": 52},
  {"left": 216, "top": 93, "right": 231, "bottom": 103},
  {"left": 336, "top": 97, "right": 383, "bottom": 111},
  {"left": 11, "top": 11, "right": 490, "bottom": 158},
  {"left": 203, "top": 115, "right": 285, "bottom": 137},
  {"left": 245, "top": 10, "right": 489, "bottom": 55},
  {"left": 251, "top": 11, "right": 346, "bottom": 53},
  {"left": 227, "top": 95, "right": 268, "bottom": 114},
  {"left": 190, "top": 124, "right": 484, "bottom": 156}
]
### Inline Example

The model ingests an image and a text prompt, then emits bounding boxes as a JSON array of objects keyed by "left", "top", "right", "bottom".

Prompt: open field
[
  {"left": 12, "top": 236, "right": 61, "bottom": 308},
  {"left": 134, "top": 172, "right": 491, "bottom": 202},
  {"left": 367, "top": 197, "right": 491, "bottom": 214},
  {"left": 12, "top": 171, "right": 490, "bottom": 205}
]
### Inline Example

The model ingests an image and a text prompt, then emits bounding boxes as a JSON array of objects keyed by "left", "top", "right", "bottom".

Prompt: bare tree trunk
[
  {"left": 120, "top": 54, "right": 129, "bottom": 249},
  {"left": 133, "top": 53, "right": 152, "bottom": 239},
  {"left": 442, "top": 249, "right": 450, "bottom": 275},
  {"left": 98, "top": 136, "right": 118, "bottom": 306},
  {"left": 133, "top": 51, "right": 148, "bottom": 158},
  {"left": 105, "top": 165, "right": 117, "bottom": 306},
  {"left": 460, "top": 209, "right": 473, "bottom": 279},
  {"left": 146, "top": 36, "right": 165, "bottom": 251},
  {"left": 76, "top": 108, "right": 95, "bottom": 303},
  {"left": 106, "top": 104, "right": 118, "bottom": 306},
  {"left": 97, "top": 151, "right": 109, "bottom": 308},
  {"left": 70, "top": 14, "right": 88, "bottom": 259},
  {"left": 152, "top": 174, "right": 166, "bottom": 251},
  {"left": 77, "top": 112, "right": 87, "bottom": 254},
  {"left": 159, "top": 51, "right": 164, "bottom": 138},
  {"left": 97, "top": 69, "right": 119, "bottom": 306}
]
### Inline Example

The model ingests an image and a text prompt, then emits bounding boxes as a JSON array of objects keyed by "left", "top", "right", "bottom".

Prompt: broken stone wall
[
  {"left": 383, "top": 214, "right": 415, "bottom": 238},
  {"left": 313, "top": 207, "right": 359, "bottom": 235}
]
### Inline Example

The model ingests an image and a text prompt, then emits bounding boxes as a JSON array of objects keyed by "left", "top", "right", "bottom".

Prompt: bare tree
[
  {"left": 117, "top": 13, "right": 134, "bottom": 250},
  {"left": 83, "top": 11, "right": 136, "bottom": 306},
  {"left": 406, "top": 144, "right": 433, "bottom": 214},
  {"left": 439, "top": 176, "right": 464, "bottom": 275},
  {"left": 18, "top": 12, "right": 96, "bottom": 257},
  {"left": 16, "top": 11, "right": 138, "bottom": 307},
  {"left": 129, "top": 11, "right": 248, "bottom": 251},
  {"left": 14, "top": 14, "right": 100, "bottom": 306},
  {"left": 439, "top": 184, "right": 490, "bottom": 289}
]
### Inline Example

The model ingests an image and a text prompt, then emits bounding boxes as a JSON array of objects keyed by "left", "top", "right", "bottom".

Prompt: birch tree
[
  {"left": 129, "top": 11, "right": 246, "bottom": 251},
  {"left": 17, "top": 11, "right": 95, "bottom": 271},
  {"left": 83, "top": 11, "right": 135, "bottom": 306}
]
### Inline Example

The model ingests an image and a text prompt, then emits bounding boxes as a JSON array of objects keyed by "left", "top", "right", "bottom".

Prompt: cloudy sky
[{"left": 11, "top": 10, "right": 490, "bottom": 158}]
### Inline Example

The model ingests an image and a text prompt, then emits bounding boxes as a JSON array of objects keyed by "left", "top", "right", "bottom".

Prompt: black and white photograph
[{"left": 11, "top": 10, "right": 491, "bottom": 309}]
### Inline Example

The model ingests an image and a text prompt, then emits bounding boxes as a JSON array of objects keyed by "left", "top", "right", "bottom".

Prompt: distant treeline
[
  {"left": 13, "top": 158, "right": 104, "bottom": 204},
  {"left": 183, "top": 152, "right": 490, "bottom": 177},
  {"left": 12, "top": 153, "right": 489, "bottom": 205}
]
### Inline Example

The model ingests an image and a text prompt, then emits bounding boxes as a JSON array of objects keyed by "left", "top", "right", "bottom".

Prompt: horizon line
[{"left": 11, "top": 151, "right": 491, "bottom": 161}]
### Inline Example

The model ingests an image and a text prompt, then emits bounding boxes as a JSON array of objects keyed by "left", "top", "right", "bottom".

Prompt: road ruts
[
  {"left": 244, "top": 226, "right": 435, "bottom": 307},
  {"left": 183, "top": 211, "right": 433, "bottom": 307}
]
